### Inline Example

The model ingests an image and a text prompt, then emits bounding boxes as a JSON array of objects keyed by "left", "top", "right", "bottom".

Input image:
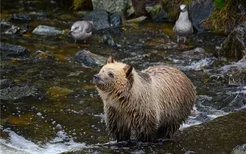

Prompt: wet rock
[
  {"left": 220, "top": 55, "right": 246, "bottom": 74},
  {"left": 0, "top": 86, "right": 37, "bottom": 100},
  {"left": 185, "top": 58, "right": 215, "bottom": 71},
  {"left": 91, "top": 0, "right": 131, "bottom": 16},
  {"left": 218, "top": 57, "right": 246, "bottom": 88},
  {"left": 0, "top": 79, "right": 12, "bottom": 89},
  {"left": 232, "top": 144, "right": 246, "bottom": 154},
  {"left": 182, "top": 47, "right": 212, "bottom": 60},
  {"left": 189, "top": 0, "right": 214, "bottom": 31},
  {"left": 0, "top": 42, "right": 29, "bottom": 57},
  {"left": 102, "top": 34, "right": 115, "bottom": 46},
  {"left": 74, "top": 49, "right": 107, "bottom": 68},
  {"left": 0, "top": 21, "right": 20, "bottom": 34},
  {"left": 32, "top": 25, "right": 63, "bottom": 36},
  {"left": 220, "top": 22, "right": 246, "bottom": 61},
  {"left": 11, "top": 14, "right": 31, "bottom": 21},
  {"left": 109, "top": 13, "right": 122, "bottom": 27},
  {"left": 83, "top": 9, "right": 122, "bottom": 30},
  {"left": 145, "top": 2, "right": 168, "bottom": 22},
  {"left": 194, "top": 113, "right": 210, "bottom": 123}
]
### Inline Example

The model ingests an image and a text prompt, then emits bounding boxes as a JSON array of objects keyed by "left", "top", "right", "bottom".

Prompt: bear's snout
[{"left": 93, "top": 74, "right": 100, "bottom": 84}]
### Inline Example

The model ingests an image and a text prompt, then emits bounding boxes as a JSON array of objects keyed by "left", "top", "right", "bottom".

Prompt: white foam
[
  {"left": 0, "top": 129, "right": 86, "bottom": 154},
  {"left": 183, "top": 58, "right": 213, "bottom": 71}
]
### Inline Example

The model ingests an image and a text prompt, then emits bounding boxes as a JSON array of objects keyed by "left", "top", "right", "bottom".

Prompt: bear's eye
[{"left": 108, "top": 72, "right": 114, "bottom": 78}]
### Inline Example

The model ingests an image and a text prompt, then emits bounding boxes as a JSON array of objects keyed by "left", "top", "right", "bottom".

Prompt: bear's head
[{"left": 93, "top": 57, "right": 133, "bottom": 92}]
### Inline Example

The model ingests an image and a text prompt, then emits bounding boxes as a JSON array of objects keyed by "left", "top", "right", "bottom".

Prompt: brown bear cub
[{"left": 93, "top": 57, "right": 196, "bottom": 142}]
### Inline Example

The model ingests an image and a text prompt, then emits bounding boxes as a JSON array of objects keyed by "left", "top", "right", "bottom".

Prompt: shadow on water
[{"left": 1, "top": 0, "right": 246, "bottom": 154}]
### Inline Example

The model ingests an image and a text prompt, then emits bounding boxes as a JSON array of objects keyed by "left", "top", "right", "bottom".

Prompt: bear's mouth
[{"left": 93, "top": 74, "right": 104, "bottom": 85}]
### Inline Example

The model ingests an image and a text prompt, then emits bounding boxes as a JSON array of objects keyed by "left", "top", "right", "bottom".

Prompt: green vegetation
[
  {"left": 72, "top": 0, "right": 85, "bottom": 10},
  {"left": 214, "top": 0, "right": 225, "bottom": 10},
  {"left": 202, "top": 0, "right": 245, "bottom": 33},
  {"left": 71, "top": 0, "right": 92, "bottom": 11}
]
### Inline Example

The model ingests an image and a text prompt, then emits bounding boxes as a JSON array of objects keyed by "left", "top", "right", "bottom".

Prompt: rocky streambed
[{"left": 1, "top": 0, "right": 246, "bottom": 154}]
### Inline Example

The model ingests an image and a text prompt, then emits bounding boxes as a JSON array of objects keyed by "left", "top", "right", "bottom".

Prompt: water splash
[{"left": 0, "top": 129, "right": 86, "bottom": 154}]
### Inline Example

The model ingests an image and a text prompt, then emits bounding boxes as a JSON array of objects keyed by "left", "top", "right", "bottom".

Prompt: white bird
[
  {"left": 70, "top": 21, "right": 93, "bottom": 43},
  {"left": 173, "top": 4, "right": 193, "bottom": 43}
]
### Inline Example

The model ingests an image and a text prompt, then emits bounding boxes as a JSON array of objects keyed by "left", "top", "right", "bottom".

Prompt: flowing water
[{"left": 1, "top": 0, "right": 246, "bottom": 154}]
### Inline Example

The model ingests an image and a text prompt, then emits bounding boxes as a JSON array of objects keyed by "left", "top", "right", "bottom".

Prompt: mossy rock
[{"left": 220, "top": 22, "right": 246, "bottom": 61}]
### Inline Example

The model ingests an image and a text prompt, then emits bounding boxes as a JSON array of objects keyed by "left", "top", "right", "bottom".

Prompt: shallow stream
[{"left": 1, "top": 0, "right": 246, "bottom": 154}]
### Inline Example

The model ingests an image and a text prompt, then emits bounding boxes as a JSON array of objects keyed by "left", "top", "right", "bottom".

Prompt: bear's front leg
[{"left": 104, "top": 105, "right": 131, "bottom": 142}]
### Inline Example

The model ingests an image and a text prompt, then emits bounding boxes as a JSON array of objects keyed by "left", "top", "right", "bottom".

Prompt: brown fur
[{"left": 93, "top": 57, "right": 196, "bottom": 142}]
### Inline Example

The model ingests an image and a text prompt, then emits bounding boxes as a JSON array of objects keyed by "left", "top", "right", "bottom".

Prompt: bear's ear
[
  {"left": 106, "top": 56, "right": 115, "bottom": 64},
  {"left": 123, "top": 64, "right": 133, "bottom": 78}
]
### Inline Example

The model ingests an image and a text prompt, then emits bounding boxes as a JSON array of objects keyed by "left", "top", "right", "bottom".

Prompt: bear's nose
[
  {"left": 93, "top": 74, "right": 100, "bottom": 83},
  {"left": 93, "top": 74, "right": 99, "bottom": 80}
]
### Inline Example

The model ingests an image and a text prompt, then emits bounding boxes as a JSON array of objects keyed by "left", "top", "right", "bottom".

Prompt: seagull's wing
[{"left": 85, "top": 22, "right": 93, "bottom": 34}]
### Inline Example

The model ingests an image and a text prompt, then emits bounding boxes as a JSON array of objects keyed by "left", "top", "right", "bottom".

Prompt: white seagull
[
  {"left": 70, "top": 21, "right": 93, "bottom": 43},
  {"left": 173, "top": 4, "right": 193, "bottom": 43}
]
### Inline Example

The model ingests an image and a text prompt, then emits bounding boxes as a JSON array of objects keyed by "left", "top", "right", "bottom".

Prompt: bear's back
[{"left": 142, "top": 65, "right": 196, "bottom": 119}]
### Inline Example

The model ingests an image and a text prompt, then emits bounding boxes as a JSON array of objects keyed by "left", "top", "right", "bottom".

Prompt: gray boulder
[
  {"left": 32, "top": 25, "right": 63, "bottom": 36},
  {"left": 189, "top": 0, "right": 214, "bottom": 31},
  {"left": 0, "top": 42, "right": 29, "bottom": 56},
  {"left": 74, "top": 49, "right": 106, "bottom": 68},
  {"left": 83, "top": 9, "right": 122, "bottom": 30},
  {"left": 220, "top": 22, "right": 246, "bottom": 61},
  {"left": 91, "top": 0, "right": 132, "bottom": 16}
]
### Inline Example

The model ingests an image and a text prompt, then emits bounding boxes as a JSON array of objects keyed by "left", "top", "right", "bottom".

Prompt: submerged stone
[
  {"left": 46, "top": 86, "right": 74, "bottom": 99},
  {"left": 0, "top": 86, "right": 37, "bottom": 100},
  {"left": 11, "top": 14, "right": 31, "bottom": 21},
  {"left": 0, "top": 42, "right": 29, "bottom": 57},
  {"left": 7, "top": 114, "right": 32, "bottom": 126},
  {"left": 32, "top": 25, "right": 63, "bottom": 36}
]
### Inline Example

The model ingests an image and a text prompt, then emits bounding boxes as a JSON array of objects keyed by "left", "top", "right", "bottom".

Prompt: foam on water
[{"left": 0, "top": 129, "right": 86, "bottom": 154}]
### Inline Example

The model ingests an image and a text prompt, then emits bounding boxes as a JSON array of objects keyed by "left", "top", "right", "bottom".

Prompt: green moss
[{"left": 214, "top": 0, "right": 225, "bottom": 10}]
